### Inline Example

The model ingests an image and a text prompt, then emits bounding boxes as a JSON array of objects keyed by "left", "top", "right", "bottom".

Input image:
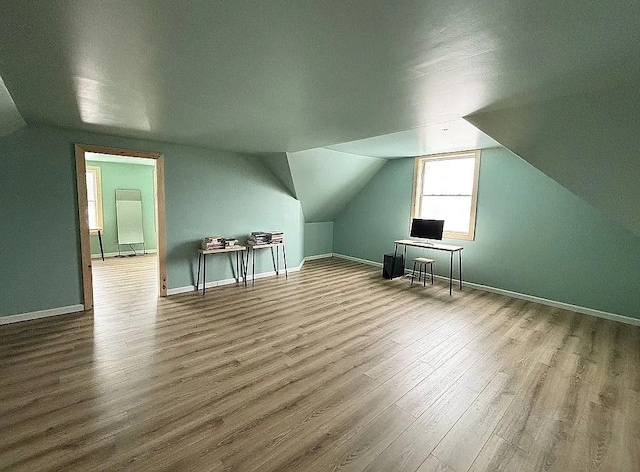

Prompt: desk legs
[
  {"left": 449, "top": 252, "right": 453, "bottom": 296},
  {"left": 391, "top": 243, "right": 402, "bottom": 279},
  {"left": 458, "top": 250, "right": 463, "bottom": 290},
  {"left": 448, "top": 250, "right": 464, "bottom": 295}
]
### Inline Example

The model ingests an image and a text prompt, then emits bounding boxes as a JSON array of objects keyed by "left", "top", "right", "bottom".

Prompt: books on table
[
  {"left": 248, "top": 231, "right": 284, "bottom": 245},
  {"left": 201, "top": 235, "right": 224, "bottom": 250}
]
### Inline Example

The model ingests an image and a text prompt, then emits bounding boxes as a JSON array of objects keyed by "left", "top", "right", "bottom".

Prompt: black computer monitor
[{"left": 410, "top": 218, "right": 444, "bottom": 240}]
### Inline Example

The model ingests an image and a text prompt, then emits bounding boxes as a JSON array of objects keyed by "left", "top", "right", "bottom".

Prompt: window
[
  {"left": 412, "top": 150, "right": 480, "bottom": 240},
  {"left": 86, "top": 166, "right": 103, "bottom": 232}
]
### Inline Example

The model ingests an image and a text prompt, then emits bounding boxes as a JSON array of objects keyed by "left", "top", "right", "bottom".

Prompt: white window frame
[
  {"left": 86, "top": 165, "right": 103, "bottom": 233},
  {"left": 411, "top": 150, "right": 481, "bottom": 241}
]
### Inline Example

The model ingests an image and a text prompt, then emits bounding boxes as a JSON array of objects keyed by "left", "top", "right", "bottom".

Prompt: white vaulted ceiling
[{"left": 0, "top": 0, "right": 638, "bottom": 154}]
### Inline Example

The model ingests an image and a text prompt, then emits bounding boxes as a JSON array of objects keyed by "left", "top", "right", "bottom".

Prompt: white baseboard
[
  {"left": 92, "top": 249, "right": 158, "bottom": 259},
  {"left": 167, "top": 260, "right": 305, "bottom": 296},
  {"left": 304, "top": 253, "right": 334, "bottom": 261},
  {"left": 332, "top": 253, "right": 640, "bottom": 327},
  {"left": 333, "top": 253, "right": 383, "bottom": 267},
  {"left": 0, "top": 304, "right": 85, "bottom": 325},
  {"left": 460, "top": 280, "right": 640, "bottom": 327}
]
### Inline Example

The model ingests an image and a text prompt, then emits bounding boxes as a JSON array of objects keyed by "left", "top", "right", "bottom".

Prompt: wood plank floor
[{"left": 1, "top": 255, "right": 639, "bottom": 471}]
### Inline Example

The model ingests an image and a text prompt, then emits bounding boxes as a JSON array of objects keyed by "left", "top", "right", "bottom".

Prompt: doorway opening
[{"left": 75, "top": 144, "right": 167, "bottom": 311}]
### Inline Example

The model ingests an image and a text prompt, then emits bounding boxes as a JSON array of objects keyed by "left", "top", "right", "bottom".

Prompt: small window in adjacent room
[
  {"left": 86, "top": 166, "right": 103, "bottom": 232},
  {"left": 412, "top": 150, "right": 480, "bottom": 240}
]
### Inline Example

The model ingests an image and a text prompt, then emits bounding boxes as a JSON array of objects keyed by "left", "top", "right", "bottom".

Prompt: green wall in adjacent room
[
  {"left": 333, "top": 147, "right": 640, "bottom": 319},
  {"left": 304, "top": 222, "right": 334, "bottom": 257},
  {"left": 86, "top": 160, "right": 157, "bottom": 256},
  {"left": 0, "top": 125, "right": 304, "bottom": 317}
]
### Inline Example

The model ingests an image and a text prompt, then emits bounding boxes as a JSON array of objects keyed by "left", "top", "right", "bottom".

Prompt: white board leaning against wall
[{"left": 115, "top": 189, "right": 144, "bottom": 246}]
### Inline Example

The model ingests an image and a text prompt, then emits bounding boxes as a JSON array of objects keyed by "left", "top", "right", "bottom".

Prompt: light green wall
[
  {"left": 334, "top": 147, "right": 640, "bottom": 319},
  {"left": 86, "top": 160, "right": 157, "bottom": 256},
  {"left": 0, "top": 125, "right": 304, "bottom": 317},
  {"left": 304, "top": 222, "right": 334, "bottom": 257}
]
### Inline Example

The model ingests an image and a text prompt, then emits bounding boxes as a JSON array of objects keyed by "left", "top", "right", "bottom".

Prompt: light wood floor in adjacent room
[{"left": 1, "top": 256, "right": 639, "bottom": 471}]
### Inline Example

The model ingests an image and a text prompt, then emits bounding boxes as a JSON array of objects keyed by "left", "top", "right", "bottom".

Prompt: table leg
[
  {"left": 276, "top": 246, "right": 279, "bottom": 274},
  {"left": 282, "top": 244, "right": 288, "bottom": 278},
  {"left": 403, "top": 246, "right": 407, "bottom": 275},
  {"left": 196, "top": 252, "right": 202, "bottom": 291},
  {"left": 202, "top": 253, "right": 207, "bottom": 297},
  {"left": 235, "top": 251, "right": 239, "bottom": 283},
  {"left": 449, "top": 252, "right": 453, "bottom": 295},
  {"left": 270, "top": 247, "right": 277, "bottom": 275},
  {"left": 252, "top": 248, "right": 256, "bottom": 286},
  {"left": 242, "top": 249, "right": 247, "bottom": 286},
  {"left": 458, "top": 250, "right": 463, "bottom": 290},
  {"left": 390, "top": 243, "right": 399, "bottom": 279}
]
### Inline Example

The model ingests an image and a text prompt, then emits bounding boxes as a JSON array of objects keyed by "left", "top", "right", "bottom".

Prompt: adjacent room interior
[
  {"left": 0, "top": 2, "right": 639, "bottom": 471},
  {"left": 83, "top": 151, "right": 161, "bottom": 326}
]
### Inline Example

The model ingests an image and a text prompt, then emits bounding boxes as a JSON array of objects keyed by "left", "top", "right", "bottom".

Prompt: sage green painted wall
[
  {"left": 0, "top": 125, "right": 304, "bottom": 317},
  {"left": 304, "top": 222, "right": 334, "bottom": 257},
  {"left": 86, "top": 160, "right": 157, "bottom": 256},
  {"left": 334, "top": 147, "right": 640, "bottom": 319}
]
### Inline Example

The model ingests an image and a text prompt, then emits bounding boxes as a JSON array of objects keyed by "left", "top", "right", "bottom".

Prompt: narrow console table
[
  {"left": 196, "top": 246, "right": 247, "bottom": 296},
  {"left": 393, "top": 239, "right": 463, "bottom": 295},
  {"left": 245, "top": 241, "right": 287, "bottom": 286}
]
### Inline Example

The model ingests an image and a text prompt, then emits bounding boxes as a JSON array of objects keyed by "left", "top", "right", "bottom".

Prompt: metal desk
[
  {"left": 196, "top": 245, "right": 247, "bottom": 296},
  {"left": 393, "top": 239, "right": 463, "bottom": 295}
]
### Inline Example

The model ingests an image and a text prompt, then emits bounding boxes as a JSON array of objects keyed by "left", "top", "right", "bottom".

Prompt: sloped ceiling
[
  {"left": 467, "top": 85, "right": 640, "bottom": 236},
  {"left": 1, "top": 0, "right": 639, "bottom": 155},
  {"left": 286, "top": 149, "right": 386, "bottom": 222},
  {"left": 261, "top": 153, "right": 298, "bottom": 198},
  {"left": 0, "top": 76, "right": 26, "bottom": 137}
]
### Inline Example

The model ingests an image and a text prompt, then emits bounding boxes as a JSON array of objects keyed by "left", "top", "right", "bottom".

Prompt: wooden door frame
[{"left": 75, "top": 144, "right": 167, "bottom": 310}]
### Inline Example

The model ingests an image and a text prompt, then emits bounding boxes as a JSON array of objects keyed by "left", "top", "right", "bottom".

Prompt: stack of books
[
  {"left": 224, "top": 238, "right": 238, "bottom": 248},
  {"left": 201, "top": 236, "right": 224, "bottom": 250},
  {"left": 248, "top": 232, "right": 270, "bottom": 245},
  {"left": 269, "top": 231, "right": 284, "bottom": 244},
  {"left": 248, "top": 231, "right": 284, "bottom": 245}
]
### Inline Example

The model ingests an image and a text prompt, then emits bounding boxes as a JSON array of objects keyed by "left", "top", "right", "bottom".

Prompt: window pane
[
  {"left": 422, "top": 157, "right": 475, "bottom": 196},
  {"left": 88, "top": 204, "right": 97, "bottom": 229},
  {"left": 86, "top": 171, "right": 96, "bottom": 201},
  {"left": 420, "top": 195, "right": 472, "bottom": 234}
]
